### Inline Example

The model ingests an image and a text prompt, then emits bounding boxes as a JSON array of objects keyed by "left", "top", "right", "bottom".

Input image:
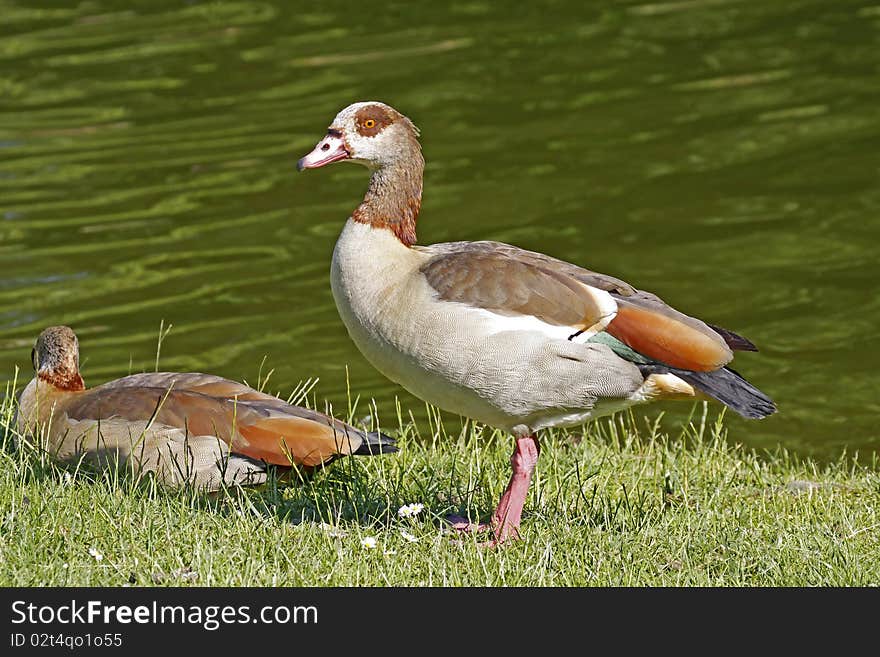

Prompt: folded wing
[
  {"left": 421, "top": 241, "right": 618, "bottom": 338},
  {"left": 64, "top": 373, "right": 394, "bottom": 468},
  {"left": 420, "top": 240, "right": 747, "bottom": 372}
]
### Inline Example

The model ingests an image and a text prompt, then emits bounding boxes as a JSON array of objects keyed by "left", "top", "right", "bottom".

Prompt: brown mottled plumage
[{"left": 16, "top": 326, "right": 396, "bottom": 490}]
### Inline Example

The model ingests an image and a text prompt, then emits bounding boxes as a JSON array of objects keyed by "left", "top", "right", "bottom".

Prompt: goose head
[
  {"left": 297, "top": 101, "right": 421, "bottom": 171},
  {"left": 31, "top": 325, "right": 85, "bottom": 391}
]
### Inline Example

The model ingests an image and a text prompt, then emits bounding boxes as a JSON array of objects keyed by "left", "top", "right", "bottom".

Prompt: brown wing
[
  {"left": 420, "top": 241, "right": 617, "bottom": 333},
  {"left": 421, "top": 241, "right": 738, "bottom": 372},
  {"left": 103, "top": 372, "right": 288, "bottom": 404},
  {"left": 64, "top": 374, "right": 372, "bottom": 467}
]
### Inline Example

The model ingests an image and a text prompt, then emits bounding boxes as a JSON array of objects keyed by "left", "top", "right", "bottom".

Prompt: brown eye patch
[{"left": 355, "top": 105, "right": 393, "bottom": 137}]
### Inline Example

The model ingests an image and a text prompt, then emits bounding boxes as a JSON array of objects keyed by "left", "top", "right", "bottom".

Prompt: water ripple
[{"left": 1, "top": 0, "right": 877, "bottom": 459}]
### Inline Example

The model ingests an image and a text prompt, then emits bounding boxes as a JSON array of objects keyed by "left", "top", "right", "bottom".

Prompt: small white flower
[
  {"left": 360, "top": 537, "right": 378, "bottom": 549},
  {"left": 63, "top": 472, "right": 72, "bottom": 483},
  {"left": 62, "top": 563, "right": 69, "bottom": 570},
  {"left": 397, "top": 503, "right": 425, "bottom": 518},
  {"left": 400, "top": 530, "right": 419, "bottom": 543},
  {"left": 88, "top": 548, "right": 103, "bottom": 562}
]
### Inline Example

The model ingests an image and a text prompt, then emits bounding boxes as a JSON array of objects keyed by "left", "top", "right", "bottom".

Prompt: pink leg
[{"left": 491, "top": 434, "right": 540, "bottom": 544}]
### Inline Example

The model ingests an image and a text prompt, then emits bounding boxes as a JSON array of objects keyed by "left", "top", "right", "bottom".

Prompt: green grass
[{"left": 2, "top": 375, "right": 878, "bottom": 586}]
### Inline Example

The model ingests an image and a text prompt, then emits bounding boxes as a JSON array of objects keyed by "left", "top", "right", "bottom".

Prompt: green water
[{"left": 2, "top": 0, "right": 878, "bottom": 460}]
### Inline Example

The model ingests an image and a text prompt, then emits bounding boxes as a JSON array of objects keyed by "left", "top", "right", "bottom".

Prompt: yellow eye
[{"left": 364, "top": 119, "right": 376, "bottom": 129}]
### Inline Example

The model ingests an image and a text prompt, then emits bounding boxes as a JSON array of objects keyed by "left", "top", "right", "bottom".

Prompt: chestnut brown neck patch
[
  {"left": 355, "top": 105, "right": 394, "bottom": 137},
  {"left": 352, "top": 153, "right": 424, "bottom": 247},
  {"left": 38, "top": 369, "right": 85, "bottom": 392}
]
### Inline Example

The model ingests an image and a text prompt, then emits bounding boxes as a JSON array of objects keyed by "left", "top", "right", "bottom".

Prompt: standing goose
[
  {"left": 297, "top": 101, "right": 775, "bottom": 544},
  {"left": 16, "top": 326, "right": 396, "bottom": 490}
]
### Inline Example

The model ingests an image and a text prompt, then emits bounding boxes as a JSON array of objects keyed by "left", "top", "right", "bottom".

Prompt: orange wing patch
[
  {"left": 608, "top": 304, "right": 732, "bottom": 372},
  {"left": 237, "top": 417, "right": 356, "bottom": 467}
]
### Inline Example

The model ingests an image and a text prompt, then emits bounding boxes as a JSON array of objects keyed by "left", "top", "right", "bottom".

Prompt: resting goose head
[
  {"left": 31, "top": 325, "right": 85, "bottom": 391},
  {"left": 297, "top": 101, "right": 421, "bottom": 171}
]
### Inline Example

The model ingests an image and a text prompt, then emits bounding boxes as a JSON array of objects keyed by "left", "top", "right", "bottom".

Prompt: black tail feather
[
  {"left": 353, "top": 430, "right": 398, "bottom": 456},
  {"left": 707, "top": 323, "right": 759, "bottom": 352},
  {"left": 640, "top": 364, "right": 776, "bottom": 419}
]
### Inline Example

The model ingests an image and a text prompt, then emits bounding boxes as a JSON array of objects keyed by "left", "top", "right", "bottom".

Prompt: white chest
[
  {"left": 330, "top": 221, "right": 511, "bottom": 423},
  {"left": 331, "top": 221, "right": 427, "bottom": 377}
]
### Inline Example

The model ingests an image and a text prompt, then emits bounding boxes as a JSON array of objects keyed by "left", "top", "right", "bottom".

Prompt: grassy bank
[{"left": 1, "top": 377, "right": 878, "bottom": 586}]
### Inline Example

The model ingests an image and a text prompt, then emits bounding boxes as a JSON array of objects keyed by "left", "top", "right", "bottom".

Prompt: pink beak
[{"left": 297, "top": 134, "right": 350, "bottom": 171}]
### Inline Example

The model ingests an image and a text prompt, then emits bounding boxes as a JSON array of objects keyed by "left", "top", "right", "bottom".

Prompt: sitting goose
[
  {"left": 297, "top": 101, "right": 775, "bottom": 544},
  {"left": 16, "top": 326, "right": 396, "bottom": 490}
]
